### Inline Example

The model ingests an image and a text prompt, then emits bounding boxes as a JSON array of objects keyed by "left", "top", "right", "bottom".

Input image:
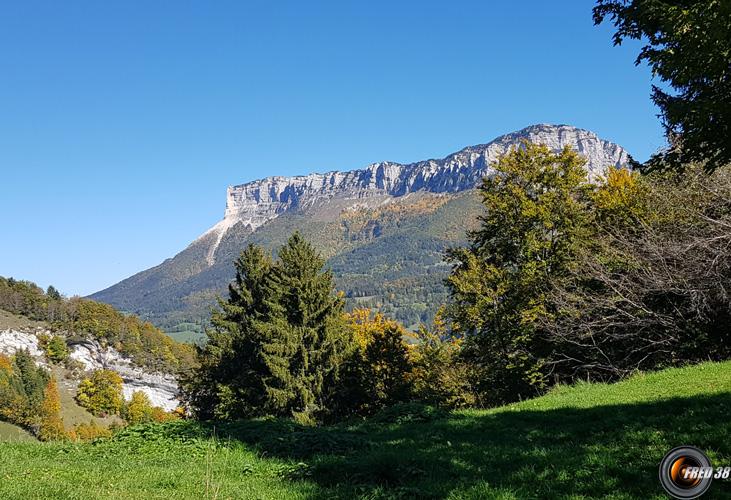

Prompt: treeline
[
  {"left": 186, "top": 142, "right": 731, "bottom": 422},
  {"left": 0, "top": 277, "right": 196, "bottom": 374},
  {"left": 183, "top": 235, "right": 474, "bottom": 423}
]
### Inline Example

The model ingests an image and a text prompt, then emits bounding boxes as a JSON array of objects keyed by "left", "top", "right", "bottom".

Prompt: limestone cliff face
[
  {"left": 199, "top": 124, "right": 629, "bottom": 264},
  {"left": 89, "top": 124, "right": 631, "bottom": 331},
  {"left": 0, "top": 328, "right": 179, "bottom": 411}
]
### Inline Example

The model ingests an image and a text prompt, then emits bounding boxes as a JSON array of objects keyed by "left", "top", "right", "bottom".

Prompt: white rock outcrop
[
  {"left": 0, "top": 329, "right": 47, "bottom": 361},
  {"left": 68, "top": 340, "right": 180, "bottom": 411},
  {"left": 0, "top": 329, "right": 180, "bottom": 412}
]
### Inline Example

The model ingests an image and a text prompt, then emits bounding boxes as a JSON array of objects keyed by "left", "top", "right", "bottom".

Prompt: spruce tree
[
  {"left": 257, "top": 233, "right": 352, "bottom": 422},
  {"left": 186, "top": 234, "right": 353, "bottom": 422},
  {"left": 185, "top": 244, "right": 272, "bottom": 419}
]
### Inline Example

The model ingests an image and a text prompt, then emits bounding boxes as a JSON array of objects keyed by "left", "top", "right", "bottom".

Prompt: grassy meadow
[{"left": 1, "top": 361, "right": 729, "bottom": 499}]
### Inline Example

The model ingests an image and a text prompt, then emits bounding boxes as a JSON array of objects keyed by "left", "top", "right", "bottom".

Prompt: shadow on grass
[{"left": 145, "top": 394, "right": 731, "bottom": 498}]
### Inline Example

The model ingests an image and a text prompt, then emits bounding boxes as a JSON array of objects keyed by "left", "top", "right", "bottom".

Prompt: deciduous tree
[
  {"left": 76, "top": 369, "right": 124, "bottom": 417},
  {"left": 445, "top": 143, "right": 592, "bottom": 404},
  {"left": 38, "top": 377, "right": 66, "bottom": 441}
]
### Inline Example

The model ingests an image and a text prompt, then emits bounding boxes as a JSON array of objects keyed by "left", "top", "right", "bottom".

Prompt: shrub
[
  {"left": 39, "top": 334, "right": 70, "bottom": 364},
  {"left": 334, "top": 309, "right": 413, "bottom": 417},
  {"left": 123, "top": 390, "right": 179, "bottom": 425},
  {"left": 123, "top": 390, "right": 155, "bottom": 425},
  {"left": 542, "top": 165, "right": 731, "bottom": 379},
  {"left": 70, "top": 420, "right": 112, "bottom": 441},
  {"left": 150, "top": 406, "right": 178, "bottom": 423},
  {"left": 76, "top": 369, "right": 124, "bottom": 417},
  {"left": 408, "top": 313, "right": 477, "bottom": 409}
]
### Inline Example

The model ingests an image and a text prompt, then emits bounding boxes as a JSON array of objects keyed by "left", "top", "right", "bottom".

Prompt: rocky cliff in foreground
[{"left": 91, "top": 124, "right": 630, "bottom": 336}]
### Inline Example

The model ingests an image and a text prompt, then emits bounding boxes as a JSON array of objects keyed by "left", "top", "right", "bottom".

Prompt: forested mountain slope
[{"left": 90, "top": 124, "right": 629, "bottom": 338}]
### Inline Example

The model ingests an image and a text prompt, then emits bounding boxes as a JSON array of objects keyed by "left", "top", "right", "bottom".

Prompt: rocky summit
[{"left": 90, "top": 124, "right": 630, "bottom": 339}]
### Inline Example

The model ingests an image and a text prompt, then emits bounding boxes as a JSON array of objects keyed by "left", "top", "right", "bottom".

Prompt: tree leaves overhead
[{"left": 594, "top": 0, "right": 731, "bottom": 172}]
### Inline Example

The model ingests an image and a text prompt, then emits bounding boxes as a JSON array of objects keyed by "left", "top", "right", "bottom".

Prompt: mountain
[{"left": 90, "top": 124, "right": 630, "bottom": 341}]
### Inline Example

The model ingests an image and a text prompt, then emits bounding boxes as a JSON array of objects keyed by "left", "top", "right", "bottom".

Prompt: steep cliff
[
  {"left": 198, "top": 124, "right": 628, "bottom": 265},
  {"left": 90, "top": 124, "right": 630, "bottom": 335}
]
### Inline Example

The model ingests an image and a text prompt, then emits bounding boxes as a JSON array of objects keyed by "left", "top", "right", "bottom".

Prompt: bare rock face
[
  {"left": 201, "top": 124, "right": 629, "bottom": 264},
  {"left": 68, "top": 339, "right": 179, "bottom": 411},
  {"left": 0, "top": 329, "right": 180, "bottom": 411},
  {"left": 0, "top": 328, "right": 48, "bottom": 364}
]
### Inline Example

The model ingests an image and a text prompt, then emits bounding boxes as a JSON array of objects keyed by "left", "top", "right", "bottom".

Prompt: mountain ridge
[
  {"left": 90, "top": 124, "right": 630, "bottom": 337},
  {"left": 195, "top": 124, "right": 628, "bottom": 266}
]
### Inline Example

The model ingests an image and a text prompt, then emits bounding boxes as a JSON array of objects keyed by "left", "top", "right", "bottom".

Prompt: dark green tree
[
  {"left": 258, "top": 233, "right": 353, "bottom": 423},
  {"left": 14, "top": 349, "right": 49, "bottom": 412},
  {"left": 594, "top": 0, "right": 731, "bottom": 172},
  {"left": 13, "top": 349, "right": 50, "bottom": 428},
  {"left": 186, "top": 234, "right": 353, "bottom": 423},
  {"left": 361, "top": 323, "right": 412, "bottom": 409},
  {"left": 445, "top": 143, "right": 592, "bottom": 405},
  {"left": 184, "top": 244, "right": 272, "bottom": 420},
  {"left": 46, "top": 285, "right": 61, "bottom": 301}
]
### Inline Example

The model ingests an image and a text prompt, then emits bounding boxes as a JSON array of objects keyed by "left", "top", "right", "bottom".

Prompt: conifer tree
[
  {"left": 258, "top": 233, "right": 352, "bottom": 422},
  {"left": 187, "top": 244, "right": 272, "bottom": 419},
  {"left": 14, "top": 349, "right": 49, "bottom": 422},
  {"left": 186, "top": 234, "right": 353, "bottom": 422}
]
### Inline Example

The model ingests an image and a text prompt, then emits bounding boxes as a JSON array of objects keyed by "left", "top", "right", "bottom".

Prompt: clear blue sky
[{"left": 0, "top": 1, "right": 664, "bottom": 297}]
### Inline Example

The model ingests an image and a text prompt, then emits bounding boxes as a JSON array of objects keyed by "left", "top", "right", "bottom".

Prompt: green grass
[
  {"left": 0, "top": 309, "right": 46, "bottom": 330},
  {"left": 167, "top": 329, "right": 206, "bottom": 344},
  {"left": 52, "top": 366, "right": 123, "bottom": 429},
  {"left": 1, "top": 361, "right": 730, "bottom": 499},
  {"left": 166, "top": 322, "right": 206, "bottom": 344},
  {"left": 0, "top": 420, "right": 35, "bottom": 442}
]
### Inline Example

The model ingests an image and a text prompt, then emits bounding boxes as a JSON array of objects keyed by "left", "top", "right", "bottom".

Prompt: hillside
[
  {"left": 0, "top": 361, "right": 123, "bottom": 445},
  {"left": 0, "top": 309, "right": 184, "bottom": 414},
  {"left": 0, "top": 421, "right": 34, "bottom": 442},
  {"left": 0, "top": 280, "right": 197, "bottom": 438},
  {"left": 1, "top": 361, "right": 729, "bottom": 499},
  {"left": 90, "top": 124, "right": 630, "bottom": 339}
]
